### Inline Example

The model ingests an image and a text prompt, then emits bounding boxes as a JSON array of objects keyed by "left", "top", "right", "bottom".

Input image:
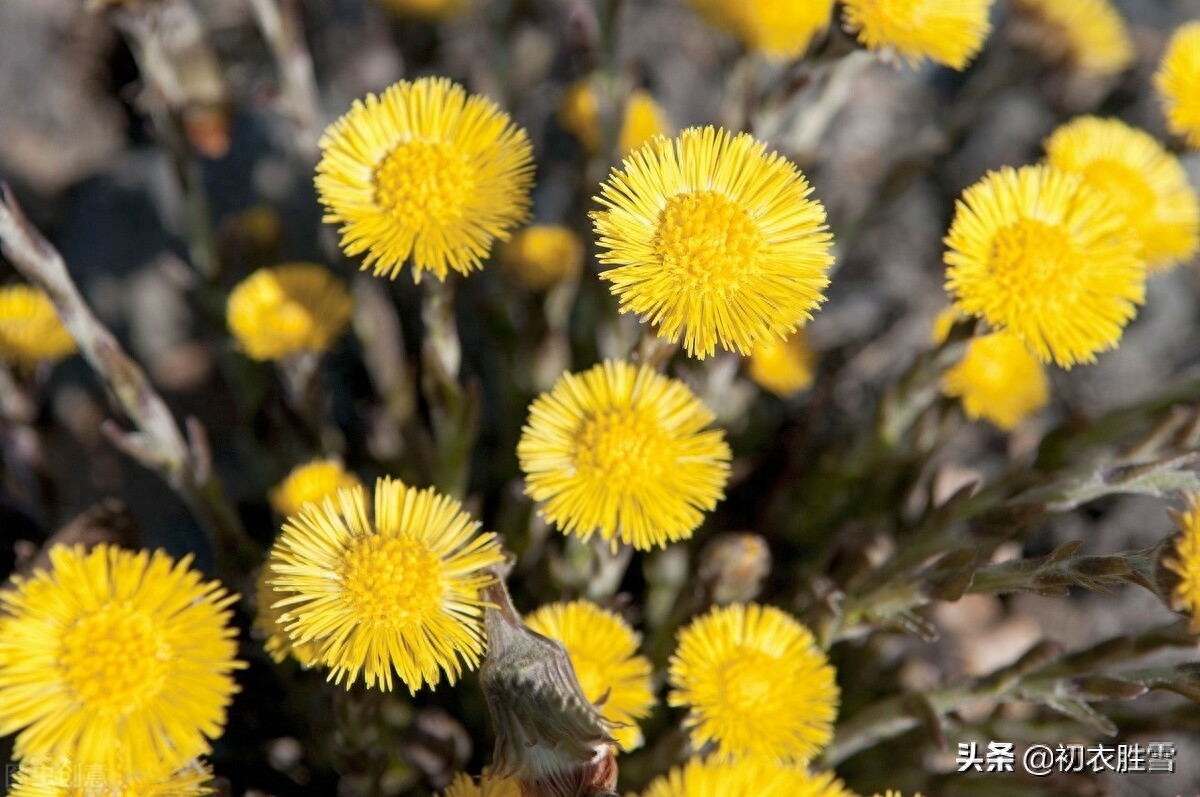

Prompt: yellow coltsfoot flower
[
  {"left": 316, "top": 77, "right": 534, "bottom": 282},
  {"left": 1012, "top": 0, "right": 1134, "bottom": 76},
  {"left": 668, "top": 603, "right": 839, "bottom": 762},
  {"left": 525, "top": 600, "right": 655, "bottom": 751},
  {"left": 1044, "top": 116, "right": 1199, "bottom": 272},
  {"left": 747, "top": 329, "right": 817, "bottom": 398},
  {"left": 8, "top": 757, "right": 213, "bottom": 797},
  {"left": 842, "top": 0, "right": 995, "bottom": 71},
  {"left": 618, "top": 89, "right": 671, "bottom": 156},
  {"left": 1156, "top": 22, "right": 1200, "bottom": 148},
  {"left": 0, "top": 544, "right": 243, "bottom": 774},
  {"left": 269, "top": 458, "right": 362, "bottom": 518},
  {"left": 517, "top": 360, "right": 732, "bottom": 551},
  {"left": 439, "top": 772, "right": 521, "bottom": 797},
  {"left": 641, "top": 756, "right": 853, "bottom": 797},
  {"left": 685, "top": 0, "right": 835, "bottom": 60},
  {"left": 500, "top": 225, "right": 584, "bottom": 292},
  {"left": 1165, "top": 494, "right": 1200, "bottom": 633},
  {"left": 269, "top": 477, "right": 504, "bottom": 692},
  {"left": 942, "top": 330, "right": 1048, "bottom": 430},
  {"left": 226, "top": 263, "right": 353, "bottom": 361},
  {"left": 594, "top": 126, "right": 834, "bottom": 359},
  {"left": 943, "top": 164, "right": 1144, "bottom": 369},
  {"left": 0, "top": 284, "right": 76, "bottom": 367}
]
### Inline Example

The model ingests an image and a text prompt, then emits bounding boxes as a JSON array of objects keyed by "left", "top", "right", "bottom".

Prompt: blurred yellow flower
[
  {"left": 8, "top": 758, "right": 213, "bottom": 797},
  {"left": 1166, "top": 494, "right": 1200, "bottom": 633},
  {"left": 227, "top": 263, "right": 353, "bottom": 361},
  {"left": 668, "top": 603, "right": 839, "bottom": 762},
  {"left": 943, "top": 331, "right": 1048, "bottom": 430},
  {"left": 686, "top": 0, "right": 835, "bottom": 60},
  {"left": 269, "top": 477, "right": 504, "bottom": 692},
  {"left": 641, "top": 756, "right": 854, "bottom": 797},
  {"left": 842, "top": 0, "right": 994, "bottom": 70},
  {"left": 500, "top": 225, "right": 584, "bottom": 291},
  {"left": 619, "top": 89, "right": 670, "bottom": 156},
  {"left": 270, "top": 458, "right": 362, "bottom": 518},
  {"left": 0, "top": 544, "right": 243, "bottom": 774},
  {"left": 1155, "top": 22, "right": 1200, "bottom": 148},
  {"left": 747, "top": 329, "right": 816, "bottom": 398},
  {"left": 1044, "top": 116, "right": 1199, "bottom": 272},
  {"left": 316, "top": 77, "right": 534, "bottom": 282},
  {"left": 944, "top": 165, "right": 1144, "bottom": 369},
  {"left": 440, "top": 772, "right": 521, "bottom": 797},
  {"left": 517, "top": 360, "right": 731, "bottom": 551},
  {"left": 525, "top": 600, "right": 655, "bottom": 751},
  {"left": 376, "top": 0, "right": 466, "bottom": 21},
  {"left": 559, "top": 79, "right": 602, "bottom": 155},
  {"left": 1013, "top": 0, "right": 1133, "bottom": 75},
  {"left": 0, "top": 285, "right": 76, "bottom": 367},
  {"left": 594, "top": 126, "right": 834, "bottom": 359},
  {"left": 254, "top": 553, "right": 321, "bottom": 668}
]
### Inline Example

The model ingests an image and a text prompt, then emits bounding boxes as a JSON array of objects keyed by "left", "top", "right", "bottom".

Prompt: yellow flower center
[
  {"left": 374, "top": 139, "right": 476, "bottom": 228},
  {"left": 718, "top": 650, "right": 777, "bottom": 714},
  {"left": 654, "top": 191, "right": 765, "bottom": 296},
  {"left": 58, "top": 604, "right": 168, "bottom": 711},
  {"left": 340, "top": 535, "right": 445, "bottom": 628},
  {"left": 989, "top": 219, "right": 1079, "bottom": 301},
  {"left": 1080, "top": 160, "right": 1155, "bottom": 224},
  {"left": 574, "top": 408, "right": 669, "bottom": 489}
]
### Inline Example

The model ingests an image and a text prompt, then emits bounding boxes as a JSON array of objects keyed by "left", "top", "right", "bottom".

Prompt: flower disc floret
[
  {"left": 943, "top": 165, "right": 1144, "bottom": 369},
  {"left": 226, "top": 263, "right": 353, "bottom": 360},
  {"left": 316, "top": 77, "right": 534, "bottom": 282},
  {"left": 668, "top": 603, "right": 839, "bottom": 762},
  {"left": 269, "top": 477, "right": 504, "bottom": 692},
  {"left": 0, "top": 544, "right": 243, "bottom": 774},
  {"left": 594, "top": 126, "right": 833, "bottom": 359},
  {"left": 1155, "top": 22, "right": 1200, "bottom": 148},
  {"left": 842, "top": 0, "right": 995, "bottom": 70},
  {"left": 517, "top": 360, "right": 731, "bottom": 551}
]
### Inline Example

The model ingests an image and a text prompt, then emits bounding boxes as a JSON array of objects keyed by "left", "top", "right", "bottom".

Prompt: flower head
[
  {"left": 685, "top": 0, "right": 835, "bottom": 60},
  {"left": 619, "top": 89, "right": 670, "bottom": 156},
  {"left": 942, "top": 330, "right": 1048, "bottom": 430},
  {"left": 9, "top": 757, "right": 213, "bottom": 797},
  {"left": 593, "top": 126, "right": 834, "bottom": 359},
  {"left": 1155, "top": 22, "right": 1200, "bottom": 148},
  {"left": 226, "top": 263, "right": 353, "bottom": 361},
  {"left": 747, "top": 329, "right": 816, "bottom": 398},
  {"left": 316, "top": 77, "right": 534, "bottom": 282},
  {"left": 500, "top": 225, "right": 584, "bottom": 291},
  {"left": 1013, "top": 0, "right": 1133, "bottom": 75},
  {"left": 842, "top": 0, "right": 994, "bottom": 70},
  {"left": 668, "top": 603, "right": 839, "bottom": 762},
  {"left": 270, "top": 458, "right": 362, "bottom": 517},
  {"left": 517, "top": 360, "right": 731, "bottom": 551},
  {"left": 0, "top": 285, "right": 76, "bottom": 367},
  {"left": 524, "top": 600, "right": 655, "bottom": 751},
  {"left": 640, "top": 756, "right": 853, "bottom": 797},
  {"left": 0, "top": 544, "right": 243, "bottom": 774},
  {"left": 943, "top": 165, "right": 1144, "bottom": 368},
  {"left": 1165, "top": 494, "right": 1200, "bottom": 633},
  {"left": 269, "top": 477, "right": 504, "bottom": 692},
  {"left": 558, "top": 79, "right": 602, "bottom": 155},
  {"left": 440, "top": 772, "right": 521, "bottom": 797},
  {"left": 1044, "top": 116, "right": 1199, "bottom": 272}
]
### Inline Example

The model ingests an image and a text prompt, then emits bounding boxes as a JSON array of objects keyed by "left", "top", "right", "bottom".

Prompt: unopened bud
[{"left": 698, "top": 532, "right": 771, "bottom": 605}]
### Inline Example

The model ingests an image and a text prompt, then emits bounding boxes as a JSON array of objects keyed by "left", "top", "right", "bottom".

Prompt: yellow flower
[
  {"left": 254, "top": 554, "right": 321, "bottom": 668},
  {"left": 1155, "top": 22, "right": 1200, "bottom": 148},
  {"left": 440, "top": 772, "right": 521, "bottom": 797},
  {"left": 269, "top": 458, "right": 362, "bottom": 517},
  {"left": 517, "top": 360, "right": 731, "bottom": 551},
  {"left": 747, "top": 329, "right": 816, "bottom": 398},
  {"left": 524, "top": 600, "right": 655, "bottom": 751},
  {"left": 0, "top": 544, "right": 243, "bottom": 774},
  {"left": 316, "top": 77, "right": 534, "bottom": 282},
  {"left": 500, "top": 225, "right": 584, "bottom": 291},
  {"left": 842, "top": 0, "right": 994, "bottom": 70},
  {"left": 640, "top": 756, "right": 854, "bottom": 797},
  {"left": 226, "top": 263, "right": 354, "bottom": 361},
  {"left": 1012, "top": 0, "right": 1133, "bottom": 75},
  {"left": 593, "top": 126, "right": 834, "bottom": 359},
  {"left": 376, "top": 0, "right": 466, "bottom": 21},
  {"left": 559, "top": 79, "right": 602, "bottom": 155},
  {"left": 1044, "top": 116, "right": 1199, "bottom": 271},
  {"left": 685, "top": 0, "right": 836, "bottom": 60},
  {"left": 943, "top": 165, "right": 1144, "bottom": 369},
  {"left": 8, "top": 757, "right": 213, "bottom": 797},
  {"left": 668, "top": 603, "right": 839, "bottom": 762},
  {"left": 1165, "top": 494, "right": 1200, "bottom": 633},
  {"left": 942, "top": 331, "right": 1048, "bottom": 430},
  {"left": 0, "top": 285, "right": 76, "bottom": 367},
  {"left": 619, "top": 89, "right": 670, "bottom": 156},
  {"left": 269, "top": 477, "right": 504, "bottom": 692}
]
